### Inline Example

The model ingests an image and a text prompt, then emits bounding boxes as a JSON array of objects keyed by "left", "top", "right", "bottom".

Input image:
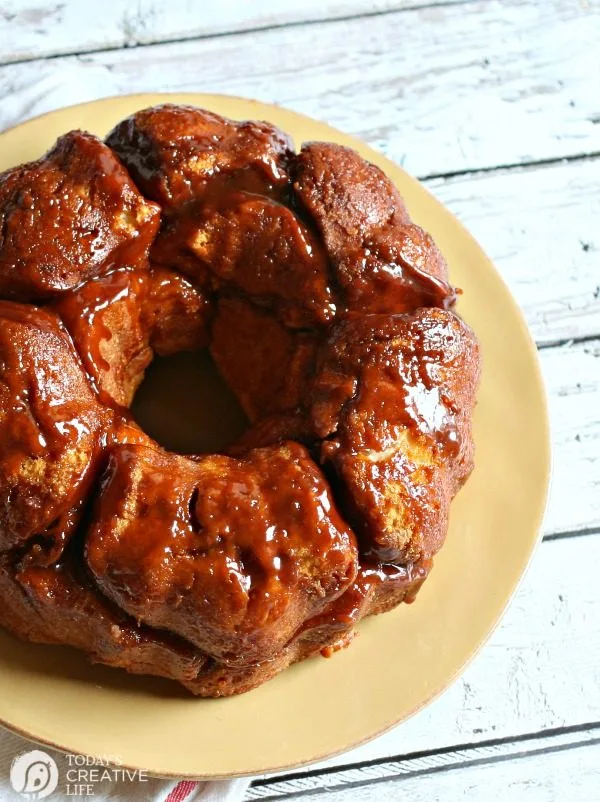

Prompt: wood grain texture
[
  {"left": 540, "top": 339, "right": 599, "bottom": 536},
  {"left": 0, "top": 1, "right": 599, "bottom": 177},
  {"left": 247, "top": 534, "right": 600, "bottom": 789},
  {"left": 0, "top": 0, "right": 468, "bottom": 65},
  {"left": 427, "top": 157, "right": 600, "bottom": 346}
]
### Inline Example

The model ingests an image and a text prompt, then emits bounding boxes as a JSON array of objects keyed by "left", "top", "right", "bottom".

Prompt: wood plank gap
[
  {"left": 251, "top": 721, "right": 600, "bottom": 784},
  {"left": 0, "top": 0, "right": 480, "bottom": 69},
  {"left": 537, "top": 333, "right": 600, "bottom": 351},
  {"left": 246, "top": 722, "right": 600, "bottom": 800},
  {"left": 422, "top": 151, "right": 600, "bottom": 183},
  {"left": 543, "top": 526, "right": 600, "bottom": 543}
]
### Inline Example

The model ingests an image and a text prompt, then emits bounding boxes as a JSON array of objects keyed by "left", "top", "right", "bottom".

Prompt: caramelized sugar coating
[
  {"left": 54, "top": 266, "right": 211, "bottom": 407},
  {"left": 106, "top": 104, "right": 292, "bottom": 210},
  {"left": 86, "top": 442, "right": 358, "bottom": 667},
  {"left": 159, "top": 192, "right": 335, "bottom": 327},
  {"left": 0, "top": 302, "right": 111, "bottom": 555},
  {"left": 310, "top": 308, "right": 480, "bottom": 563},
  {"left": 0, "top": 105, "right": 481, "bottom": 696},
  {"left": 110, "top": 107, "right": 454, "bottom": 329},
  {"left": 0, "top": 132, "right": 160, "bottom": 300},
  {"left": 211, "top": 296, "right": 316, "bottom": 422},
  {"left": 293, "top": 142, "right": 455, "bottom": 313},
  {"left": 225, "top": 307, "right": 480, "bottom": 565}
]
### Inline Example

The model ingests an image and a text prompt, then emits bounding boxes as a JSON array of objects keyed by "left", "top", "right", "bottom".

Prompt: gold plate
[{"left": 0, "top": 94, "right": 550, "bottom": 779}]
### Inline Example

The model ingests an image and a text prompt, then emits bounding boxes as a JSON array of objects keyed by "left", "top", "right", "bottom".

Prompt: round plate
[{"left": 0, "top": 94, "right": 550, "bottom": 779}]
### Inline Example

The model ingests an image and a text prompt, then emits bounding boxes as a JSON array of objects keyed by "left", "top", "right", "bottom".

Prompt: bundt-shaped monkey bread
[{"left": 0, "top": 105, "right": 480, "bottom": 696}]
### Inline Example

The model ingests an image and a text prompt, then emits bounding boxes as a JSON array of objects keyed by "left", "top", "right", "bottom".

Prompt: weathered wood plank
[
  {"left": 0, "top": 0, "right": 467, "bottom": 65},
  {"left": 247, "top": 734, "right": 600, "bottom": 800},
  {"left": 541, "top": 338, "right": 600, "bottom": 536},
  {"left": 1, "top": 1, "right": 598, "bottom": 175},
  {"left": 426, "top": 157, "right": 600, "bottom": 345},
  {"left": 248, "top": 533, "right": 600, "bottom": 783}
]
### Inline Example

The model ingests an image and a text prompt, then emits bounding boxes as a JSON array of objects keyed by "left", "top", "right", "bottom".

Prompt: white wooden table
[{"left": 1, "top": 1, "right": 599, "bottom": 799}]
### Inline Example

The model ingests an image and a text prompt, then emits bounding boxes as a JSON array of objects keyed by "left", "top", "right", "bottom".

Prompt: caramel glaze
[
  {"left": 0, "top": 299, "right": 169, "bottom": 565},
  {"left": 0, "top": 299, "right": 213, "bottom": 678},
  {"left": 0, "top": 104, "right": 481, "bottom": 696},
  {"left": 105, "top": 104, "right": 292, "bottom": 211},
  {"left": 293, "top": 142, "right": 457, "bottom": 313},
  {"left": 111, "top": 105, "right": 455, "bottom": 327},
  {"left": 53, "top": 266, "right": 211, "bottom": 408},
  {"left": 0, "top": 131, "right": 160, "bottom": 301},
  {"left": 154, "top": 191, "right": 336, "bottom": 328},
  {"left": 0, "top": 300, "right": 111, "bottom": 557},
  {"left": 225, "top": 308, "right": 480, "bottom": 566},
  {"left": 85, "top": 442, "right": 358, "bottom": 667},
  {"left": 301, "top": 560, "right": 431, "bottom": 655},
  {"left": 310, "top": 308, "right": 480, "bottom": 564}
]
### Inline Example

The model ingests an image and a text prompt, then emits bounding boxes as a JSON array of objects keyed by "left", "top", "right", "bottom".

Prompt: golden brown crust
[
  {"left": 0, "top": 104, "right": 481, "bottom": 697},
  {"left": 309, "top": 308, "right": 480, "bottom": 563},
  {"left": 106, "top": 104, "right": 292, "bottom": 210},
  {"left": 0, "top": 131, "right": 160, "bottom": 300},
  {"left": 293, "top": 142, "right": 456, "bottom": 313}
]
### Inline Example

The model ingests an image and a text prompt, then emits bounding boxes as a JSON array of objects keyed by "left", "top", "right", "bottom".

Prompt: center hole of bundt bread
[{"left": 131, "top": 349, "right": 248, "bottom": 454}]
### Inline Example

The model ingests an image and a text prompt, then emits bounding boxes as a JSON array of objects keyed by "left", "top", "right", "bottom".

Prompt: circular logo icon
[{"left": 10, "top": 750, "right": 59, "bottom": 799}]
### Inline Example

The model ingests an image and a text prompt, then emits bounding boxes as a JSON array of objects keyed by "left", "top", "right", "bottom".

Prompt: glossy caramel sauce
[
  {"left": 0, "top": 300, "right": 111, "bottom": 558},
  {"left": 0, "top": 131, "right": 159, "bottom": 300},
  {"left": 56, "top": 269, "right": 146, "bottom": 382},
  {"left": 85, "top": 442, "right": 358, "bottom": 666},
  {"left": 54, "top": 265, "right": 210, "bottom": 409}
]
